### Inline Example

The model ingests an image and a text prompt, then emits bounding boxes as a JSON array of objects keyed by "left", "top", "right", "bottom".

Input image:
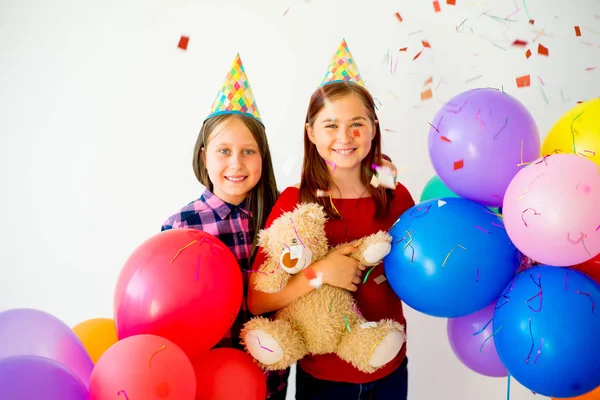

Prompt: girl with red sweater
[{"left": 247, "top": 40, "right": 415, "bottom": 399}]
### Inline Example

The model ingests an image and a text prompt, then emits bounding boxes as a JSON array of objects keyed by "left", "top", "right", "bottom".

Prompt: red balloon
[
  {"left": 192, "top": 348, "right": 267, "bottom": 400},
  {"left": 574, "top": 253, "right": 600, "bottom": 284},
  {"left": 114, "top": 229, "right": 243, "bottom": 359},
  {"left": 89, "top": 334, "right": 196, "bottom": 400}
]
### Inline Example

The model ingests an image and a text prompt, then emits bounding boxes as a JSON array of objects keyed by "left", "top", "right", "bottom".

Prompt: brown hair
[
  {"left": 299, "top": 81, "right": 394, "bottom": 219},
  {"left": 192, "top": 114, "right": 279, "bottom": 261}
]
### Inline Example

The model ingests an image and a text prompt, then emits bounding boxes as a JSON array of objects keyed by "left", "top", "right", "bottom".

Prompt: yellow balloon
[
  {"left": 72, "top": 317, "right": 118, "bottom": 364},
  {"left": 552, "top": 385, "right": 600, "bottom": 400},
  {"left": 541, "top": 98, "right": 600, "bottom": 166}
]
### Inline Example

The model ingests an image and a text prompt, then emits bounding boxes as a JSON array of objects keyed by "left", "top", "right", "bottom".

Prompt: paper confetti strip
[
  {"left": 525, "top": 49, "right": 532, "bottom": 58},
  {"left": 575, "top": 26, "right": 582, "bottom": 37},
  {"left": 447, "top": 0, "right": 456, "bottom": 5},
  {"left": 538, "top": 44, "right": 549, "bottom": 56},
  {"left": 178, "top": 36, "right": 189, "bottom": 50},
  {"left": 421, "top": 88, "right": 433, "bottom": 101},
  {"left": 433, "top": 0, "right": 441, "bottom": 12},
  {"left": 516, "top": 75, "right": 531, "bottom": 88},
  {"left": 395, "top": 12, "right": 403, "bottom": 22}
]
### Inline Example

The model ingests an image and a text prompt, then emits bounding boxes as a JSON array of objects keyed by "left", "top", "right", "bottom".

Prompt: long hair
[
  {"left": 192, "top": 114, "right": 278, "bottom": 261},
  {"left": 299, "top": 81, "right": 394, "bottom": 219}
]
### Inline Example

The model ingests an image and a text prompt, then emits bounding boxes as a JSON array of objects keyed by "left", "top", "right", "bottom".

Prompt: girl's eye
[
  {"left": 243, "top": 149, "right": 256, "bottom": 155},
  {"left": 218, "top": 149, "right": 230, "bottom": 155},
  {"left": 325, "top": 124, "right": 337, "bottom": 129},
  {"left": 351, "top": 123, "right": 363, "bottom": 128}
]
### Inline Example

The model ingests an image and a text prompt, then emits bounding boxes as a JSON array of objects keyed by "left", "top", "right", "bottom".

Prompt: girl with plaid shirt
[{"left": 161, "top": 54, "right": 289, "bottom": 399}]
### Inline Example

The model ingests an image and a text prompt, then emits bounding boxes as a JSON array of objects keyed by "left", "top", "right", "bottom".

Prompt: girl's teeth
[{"left": 336, "top": 149, "right": 354, "bottom": 154}]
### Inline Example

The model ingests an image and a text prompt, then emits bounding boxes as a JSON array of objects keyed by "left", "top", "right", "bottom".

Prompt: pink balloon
[{"left": 503, "top": 154, "right": 600, "bottom": 266}]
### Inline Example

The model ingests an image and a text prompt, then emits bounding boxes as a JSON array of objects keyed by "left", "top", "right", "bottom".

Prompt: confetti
[
  {"left": 456, "top": 18, "right": 468, "bottom": 31},
  {"left": 516, "top": 75, "right": 531, "bottom": 88},
  {"left": 453, "top": 160, "right": 464, "bottom": 170},
  {"left": 493, "top": 42, "right": 507, "bottom": 51},
  {"left": 525, "top": 49, "right": 532, "bottom": 58},
  {"left": 413, "top": 50, "right": 424, "bottom": 61},
  {"left": 465, "top": 75, "right": 483, "bottom": 84},
  {"left": 442, "top": 244, "right": 467, "bottom": 267},
  {"left": 493, "top": 117, "right": 509, "bottom": 139},
  {"left": 447, "top": 0, "right": 456, "bottom": 4},
  {"left": 170, "top": 240, "right": 197, "bottom": 264},
  {"left": 433, "top": 0, "right": 441, "bottom": 12},
  {"left": 343, "top": 315, "right": 352, "bottom": 332},
  {"left": 575, "top": 26, "right": 582, "bottom": 37},
  {"left": 512, "top": 39, "right": 528, "bottom": 46},
  {"left": 422, "top": 40, "right": 432, "bottom": 48},
  {"left": 440, "top": 136, "right": 452, "bottom": 143},
  {"left": 522, "top": 0, "right": 531, "bottom": 20},
  {"left": 421, "top": 88, "right": 433, "bottom": 101},
  {"left": 177, "top": 36, "right": 189, "bottom": 50},
  {"left": 409, "top": 29, "right": 425, "bottom": 36},
  {"left": 424, "top": 76, "right": 433, "bottom": 86},
  {"left": 521, "top": 208, "right": 541, "bottom": 227},
  {"left": 325, "top": 159, "right": 337, "bottom": 172},
  {"left": 283, "top": 5, "right": 291, "bottom": 16},
  {"left": 586, "top": 67, "right": 597, "bottom": 71},
  {"left": 117, "top": 390, "right": 130, "bottom": 400},
  {"left": 395, "top": 12, "right": 403, "bottom": 22},
  {"left": 537, "top": 43, "right": 549, "bottom": 56},
  {"left": 148, "top": 344, "right": 166, "bottom": 368},
  {"left": 399, "top": 47, "right": 408, "bottom": 51},
  {"left": 540, "top": 87, "right": 548, "bottom": 104},
  {"left": 529, "top": 19, "right": 535, "bottom": 25}
]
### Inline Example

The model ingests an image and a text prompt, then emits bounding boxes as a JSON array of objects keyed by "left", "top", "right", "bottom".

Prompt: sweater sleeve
[{"left": 250, "top": 187, "right": 299, "bottom": 272}]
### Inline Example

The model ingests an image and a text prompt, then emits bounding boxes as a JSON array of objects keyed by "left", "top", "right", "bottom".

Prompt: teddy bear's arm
[
  {"left": 253, "top": 259, "right": 290, "bottom": 293},
  {"left": 334, "top": 231, "right": 393, "bottom": 267}
]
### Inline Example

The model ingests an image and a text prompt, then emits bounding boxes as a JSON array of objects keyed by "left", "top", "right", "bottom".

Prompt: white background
[{"left": 1, "top": 0, "right": 599, "bottom": 398}]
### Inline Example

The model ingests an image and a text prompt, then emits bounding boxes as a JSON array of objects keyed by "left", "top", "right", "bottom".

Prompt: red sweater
[{"left": 251, "top": 184, "right": 415, "bottom": 383}]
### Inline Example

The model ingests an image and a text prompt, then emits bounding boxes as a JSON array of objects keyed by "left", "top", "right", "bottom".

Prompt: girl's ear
[{"left": 306, "top": 123, "right": 316, "bottom": 144}]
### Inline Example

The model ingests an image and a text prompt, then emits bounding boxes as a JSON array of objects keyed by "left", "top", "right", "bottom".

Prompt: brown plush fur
[{"left": 240, "top": 203, "right": 405, "bottom": 373}]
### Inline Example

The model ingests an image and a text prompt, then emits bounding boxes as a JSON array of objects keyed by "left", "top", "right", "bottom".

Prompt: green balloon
[
  {"left": 420, "top": 175, "right": 500, "bottom": 214},
  {"left": 420, "top": 175, "right": 460, "bottom": 202}
]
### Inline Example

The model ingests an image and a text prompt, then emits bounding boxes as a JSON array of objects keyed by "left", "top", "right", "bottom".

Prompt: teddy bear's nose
[{"left": 281, "top": 251, "right": 299, "bottom": 268}]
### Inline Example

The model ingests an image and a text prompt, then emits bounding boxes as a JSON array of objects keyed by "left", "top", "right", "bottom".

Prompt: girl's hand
[{"left": 314, "top": 244, "right": 365, "bottom": 291}]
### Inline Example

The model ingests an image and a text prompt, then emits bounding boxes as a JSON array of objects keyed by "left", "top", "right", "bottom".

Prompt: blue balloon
[
  {"left": 493, "top": 266, "right": 600, "bottom": 398},
  {"left": 384, "top": 197, "right": 520, "bottom": 318}
]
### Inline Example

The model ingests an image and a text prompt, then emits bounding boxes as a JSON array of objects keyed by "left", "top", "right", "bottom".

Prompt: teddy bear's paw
[
  {"left": 363, "top": 242, "right": 392, "bottom": 264},
  {"left": 244, "top": 329, "right": 284, "bottom": 365},
  {"left": 368, "top": 330, "right": 405, "bottom": 368}
]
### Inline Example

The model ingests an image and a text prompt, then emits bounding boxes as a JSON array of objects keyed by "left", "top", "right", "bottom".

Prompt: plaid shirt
[{"left": 161, "top": 188, "right": 289, "bottom": 399}]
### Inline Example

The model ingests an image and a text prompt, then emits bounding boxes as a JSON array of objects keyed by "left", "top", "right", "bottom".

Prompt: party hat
[
  {"left": 320, "top": 39, "right": 365, "bottom": 87},
  {"left": 207, "top": 54, "right": 262, "bottom": 123}
]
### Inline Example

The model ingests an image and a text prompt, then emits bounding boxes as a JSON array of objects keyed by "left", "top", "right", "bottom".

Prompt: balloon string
[
  {"left": 170, "top": 240, "right": 197, "bottom": 264},
  {"left": 506, "top": 373, "right": 511, "bottom": 400},
  {"left": 118, "top": 390, "right": 130, "bottom": 400}
]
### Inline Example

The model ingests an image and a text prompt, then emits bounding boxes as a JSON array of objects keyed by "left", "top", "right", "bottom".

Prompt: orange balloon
[
  {"left": 553, "top": 385, "right": 600, "bottom": 400},
  {"left": 72, "top": 318, "right": 118, "bottom": 364}
]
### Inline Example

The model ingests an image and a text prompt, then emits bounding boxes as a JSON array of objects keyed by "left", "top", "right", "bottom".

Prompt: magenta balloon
[
  {"left": 0, "top": 308, "right": 94, "bottom": 388},
  {"left": 0, "top": 355, "right": 88, "bottom": 400},
  {"left": 447, "top": 302, "right": 508, "bottom": 377},
  {"left": 428, "top": 88, "right": 540, "bottom": 207}
]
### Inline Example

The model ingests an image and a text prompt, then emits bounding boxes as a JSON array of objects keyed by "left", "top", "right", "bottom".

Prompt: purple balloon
[
  {"left": 447, "top": 302, "right": 507, "bottom": 377},
  {"left": 428, "top": 88, "right": 540, "bottom": 207},
  {"left": 0, "top": 355, "right": 88, "bottom": 399},
  {"left": 0, "top": 308, "right": 94, "bottom": 388}
]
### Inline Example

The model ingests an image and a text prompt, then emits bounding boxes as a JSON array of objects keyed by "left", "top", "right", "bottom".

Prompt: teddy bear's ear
[
  {"left": 303, "top": 203, "right": 327, "bottom": 222},
  {"left": 257, "top": 227, "right": 270, "bottom": 250}
]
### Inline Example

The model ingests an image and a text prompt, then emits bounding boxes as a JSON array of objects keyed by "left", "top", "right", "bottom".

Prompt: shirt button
[{"left": 238, "top": 232, "right": 244, "bottom": 239}]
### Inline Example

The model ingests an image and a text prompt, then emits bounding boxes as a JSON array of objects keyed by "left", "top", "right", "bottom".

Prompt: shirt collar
[{"left": 201, "top": 187, "right": 251, "bottom": 219}]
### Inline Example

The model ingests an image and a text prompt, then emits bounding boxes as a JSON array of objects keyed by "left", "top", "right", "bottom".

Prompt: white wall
[{"left": 1, "top": 0, "right": 599, "bottom": 398}]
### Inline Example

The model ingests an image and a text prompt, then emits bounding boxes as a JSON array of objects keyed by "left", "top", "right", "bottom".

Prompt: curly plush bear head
[{"left": 253, "top": 203, "right": 330, "bottom": 292}]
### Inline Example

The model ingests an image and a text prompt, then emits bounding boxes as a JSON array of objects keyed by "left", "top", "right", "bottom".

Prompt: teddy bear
[{"left": 240, "top": 202, "right": 406, "bottom": 374}]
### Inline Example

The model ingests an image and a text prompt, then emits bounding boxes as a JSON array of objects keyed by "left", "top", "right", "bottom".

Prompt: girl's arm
[{"left": 248, "top": 244, "right": 363, "bottom": 315}]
